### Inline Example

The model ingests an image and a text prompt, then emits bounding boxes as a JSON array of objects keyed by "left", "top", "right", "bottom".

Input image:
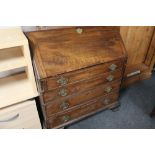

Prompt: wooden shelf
[
  {"left": 0, "top": 73, "right": 37, "bottom": 109},
  {"left": 0, "top": 27, "right": 27, "bottom": 49},
  {"left": 0, "top": 27, "right": 38, "bottom": 109},
  {"left": 0, "top": 46, "right": 27, "bottom": 73}
]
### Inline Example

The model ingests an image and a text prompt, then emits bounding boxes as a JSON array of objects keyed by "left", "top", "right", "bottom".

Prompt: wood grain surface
[
  {"left": 27, "top": 27, "right": 126, "bottom": 78},
  {"left": 27, "top": 27, "right": 127, "bottom": 128},
  {"left": 120, "top": 26, "right": 155, "bottom": 86},
  {"left": 47, "top": 92, "right": 119, "bottom": 128}
]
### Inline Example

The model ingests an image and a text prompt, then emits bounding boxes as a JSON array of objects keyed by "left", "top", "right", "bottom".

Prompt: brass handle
[
  {"left": 76, "top": 28, "right": 83, "bottom": 34},
  {"left": 105, "top": 87, "right": 112, "bottom": 93},
  {"left": 59, "top": 88, "right": 68, "bottom": 97},
  {"left": 60, "top": 101, "right": 70, "bottom": 110},
  {"left": 109, "top": 64, "right": 117, "bottom": 71},
  {"left": 103, "top": 98, "right": 110, "bottom": 105},
  {"left": 0, "top": 114, "right": 19, "bottom": 123},
  {"left": 57, "top": 76, "right": 68, "bottom": 86},
  {"left": 106, "top": 75, "right": 114, "bottom": 82},
  {"left": 62, "top": 115, "right": 70, "bottom": 123}
]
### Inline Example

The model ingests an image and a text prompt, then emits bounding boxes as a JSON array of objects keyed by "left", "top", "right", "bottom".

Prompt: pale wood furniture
[
  {"left": 120, "top": 26, "right": 155, "bottom": 87},
  {"left": 0, "top": 27, "right": 41, "bottom": 129},
  {"left": 0, "top": 27, "right": 38, "bottom": 108},
  {"left": 0, "top": 100, "right": 41, "bottom": 129},
  {"left": 27, "top": 27, "right": 127, "bottom": 128}
]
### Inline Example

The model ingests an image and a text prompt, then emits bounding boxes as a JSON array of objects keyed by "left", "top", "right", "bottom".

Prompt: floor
[{"left": 67, "top": 72, "right": 155, "bottom": 129}]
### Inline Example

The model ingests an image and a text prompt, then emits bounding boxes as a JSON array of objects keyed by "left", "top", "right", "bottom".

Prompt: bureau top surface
[{"left": 27, "top": 27, "right": 126, "bottom": 79}]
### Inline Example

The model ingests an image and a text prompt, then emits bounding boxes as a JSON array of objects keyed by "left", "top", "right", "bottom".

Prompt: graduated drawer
[
  {"left": 43, "top": 69, "right": 122, "bottom": 102},
  {"left": 43, "top": 81, "right": 121, "bottom": 117},
  {"left": 38, "top": 59, "right": 124, "bottom": 92},
  {"left": 47, "top": 92, "right": 119, "bottom": 128},
  {"left": 0, "top": 100, "right": 41, "bottom": 129}
]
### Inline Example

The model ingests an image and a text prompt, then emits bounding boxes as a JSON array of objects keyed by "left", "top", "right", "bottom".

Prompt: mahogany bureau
[{"left": 27, "top": 27, "right": 127, "bottom": 128}]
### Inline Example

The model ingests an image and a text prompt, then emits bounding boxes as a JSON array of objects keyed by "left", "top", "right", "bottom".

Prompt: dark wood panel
[
  {"left": 43, "top": 70, "right": 122, "bottom": 102},
  {"left": 27, "top": 27, "right": 126, "bottom": 78},
  {"left": 40, "top": 59, "right": 124, "bottom": 92},
  {"left": 47, "top": 93, "right": 119, "bottom": 128},
  {"left": 44, "top": 82, "right": 121, "bottom": 117},
  {"left": 27, "top": 27, "right": 127, "bottom": 128}
]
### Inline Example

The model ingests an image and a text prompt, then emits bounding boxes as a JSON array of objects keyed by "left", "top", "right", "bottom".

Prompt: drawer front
[
  {"left": 43, "top": 69, "right": 122, "bottom": 102},
  {"left": 47, "top": 93, "right": 119, "bottom": 128},
  {"left": 40, "top": 59, "right": 124, "bottom": 92},
  {"left": 44, "top": 81, "right": 121, "bottom": 117},
  {"left": 0, "top": 100, "right": 41, "bottom": 129}
]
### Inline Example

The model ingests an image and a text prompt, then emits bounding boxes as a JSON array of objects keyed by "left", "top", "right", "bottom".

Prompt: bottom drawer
[
  {"left": 47, "top": 93, "right": 119, "bottom": 128},
  {"left": 0, "top": 100, "right": 41, "bottom": 129}
]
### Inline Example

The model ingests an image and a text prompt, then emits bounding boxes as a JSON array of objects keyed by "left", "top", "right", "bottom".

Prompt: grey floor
[{"left": 67, "top": 72, "right": 155, "bottom": 129}]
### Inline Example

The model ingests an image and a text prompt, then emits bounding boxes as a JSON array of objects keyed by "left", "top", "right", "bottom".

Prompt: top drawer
[{"left": 38, "top": 59, "right": 124, "bottom": 92}]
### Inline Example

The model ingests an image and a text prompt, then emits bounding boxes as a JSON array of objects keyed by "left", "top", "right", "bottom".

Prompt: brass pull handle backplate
[
  {"left": 76, "top": 28, "right": 83, "bottom": 34},
  {"left": 103, "top": 98, "right": 110, "bottom": 105},
  {"left": 106, "top": 75, "right": 114, "bottom": 82},
  {"left": 57, "top": 76, "right": 68, "bottom": 86},
  {"left": 105, "top": 87, "right": 112, "bottom": 93},
  {"left": 59, "top": 88, "right": 68, "bottom": 97},
  {"left": 60, "top": 101, "right": 70, "bottom": 110},
  {"left": 62, "top": 115, "right": 70, "bottom": 123},
  {"left": 109, "top": 64, "right": 117, "bottom": 71}
]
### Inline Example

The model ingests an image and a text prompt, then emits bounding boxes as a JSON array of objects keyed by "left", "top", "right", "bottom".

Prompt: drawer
[
  {"left": 44, "top": 81, "right": 121, "bottom": 117},
  {"left": 38, "top": 59, "right": 124, "bottom": 92},
  {"left": 0, "top": 100, "right": 41, "bottom": 129},
  {"left": 43, "top": 69, "right": 122, "bottom": 102},
  {"left": 47, "top": 92, "right": 119, "bottom": 128}
]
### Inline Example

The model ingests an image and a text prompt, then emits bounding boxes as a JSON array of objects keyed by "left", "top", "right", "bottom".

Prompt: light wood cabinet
[
  {"left": 120, "top": 26, "right": 155, "bottom": 87},
  {"left": 0, "top": 27, "right": 38, "bottom": 108},
  {"left": 0, "top": 27, "right": 41, "bottom": 129},
  {"left": 0, "top": 100, "right": 41, "bottom": 129}
]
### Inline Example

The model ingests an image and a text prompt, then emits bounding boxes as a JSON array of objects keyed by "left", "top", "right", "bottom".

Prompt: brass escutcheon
[
  {"left": 57, "top": 76, "right": 68, "bottom": 86},
  {"left": 105, "top": 87, "right": 112, "bottom": 93},
  {"left": 76, "top": 28, "right": 83, "bottom": 34},
  {"left": 62, "top": 115, "right": 70, "bottom": 123},
  {"left": 109, "top": 64, "right": 117, "bottom": 71},
  {"left": 59, "top": 89, "right": 68, "bottom": 97},
  {"left": 106, "top": 75, "right": 114, "bottom": 82},
  {"left": 103, "top": 98, "right": 110, "bottom": 105},
  {"left": 60, "top": 101, "right": 70, "bottom": 110}
]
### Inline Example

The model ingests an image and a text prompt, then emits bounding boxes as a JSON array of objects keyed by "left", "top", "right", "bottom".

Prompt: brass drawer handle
[
  {"left": 57, "top": 76, "right": 68, "bottom": 86},
  {"left": 103, "top": 98, "right": 110, "bottom": 105},
  {"left": 60, "top": 101, "right": 70, "bottom": 110},
  {"left": 76, "top": 28, "right": 83, "bottom": 34},
  {"left": 59, "top": 88, "right": 68, "bottom": 97},
  {"left": 109, "top": 64, "right": 117, "bottom": 71},
  {"left": 106, "top": 75, "right": 114, "bottom": 82},
  {"left": 105, "top": 87, "right": 112, "bottom": 93},
  {"left": 62, "top": 115, "right": 70, "bottom": 123},
  {"left": 0, "top": 114, "right": 19, "bottom": 123}
]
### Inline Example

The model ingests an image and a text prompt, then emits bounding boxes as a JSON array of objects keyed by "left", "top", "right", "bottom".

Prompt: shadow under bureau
[{"left": 27, "top": 27, "right": 127, "bottom": 128}]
